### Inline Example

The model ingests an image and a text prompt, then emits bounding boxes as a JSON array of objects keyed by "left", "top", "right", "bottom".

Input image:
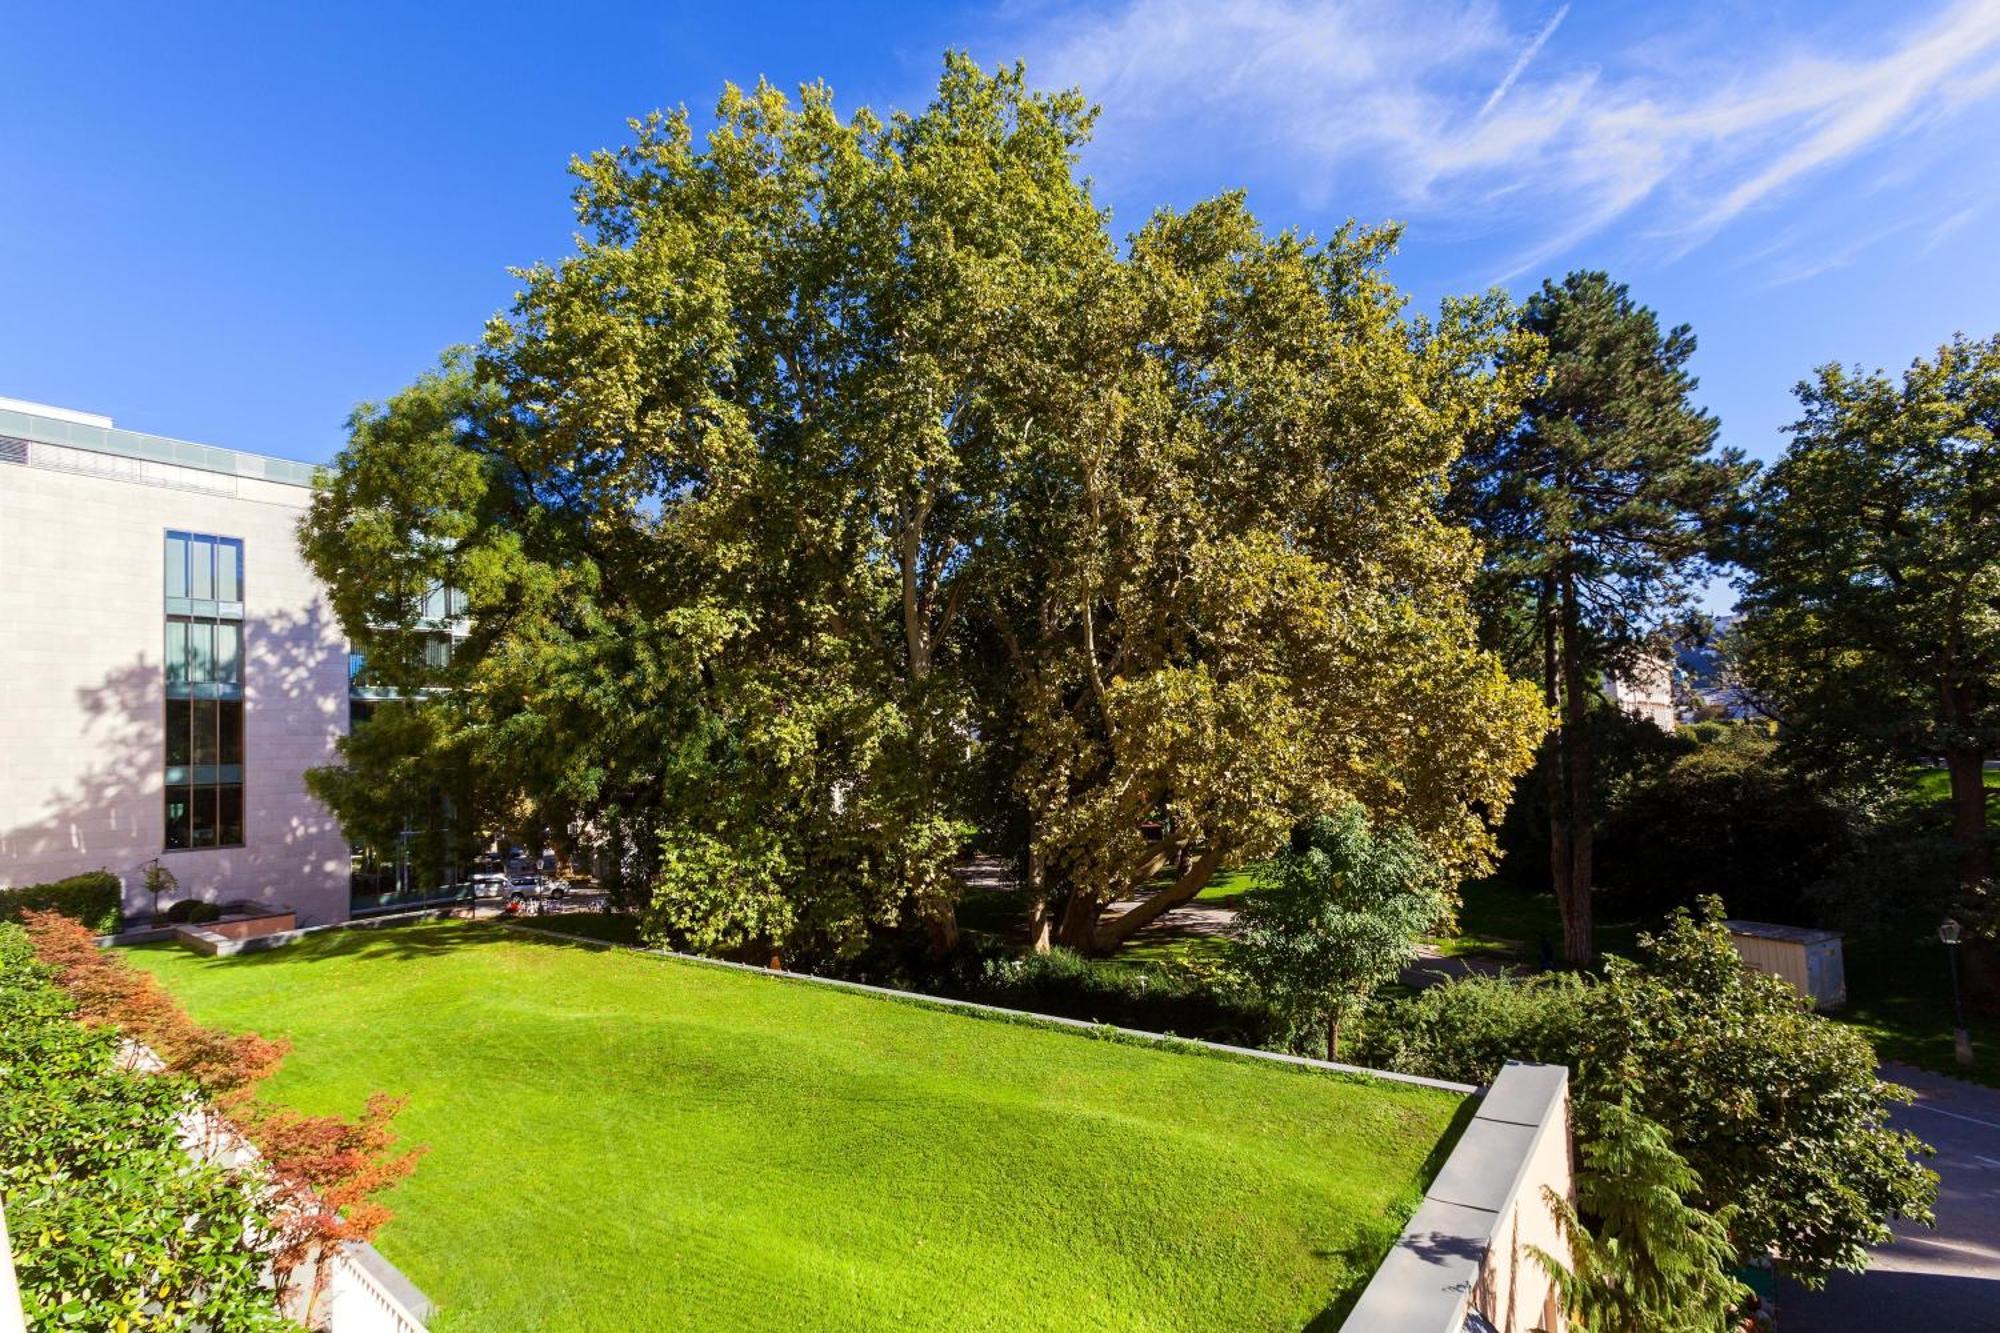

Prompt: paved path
[{"left": 1780, "top": 1063, "right": 2000, "bottom": 1330}]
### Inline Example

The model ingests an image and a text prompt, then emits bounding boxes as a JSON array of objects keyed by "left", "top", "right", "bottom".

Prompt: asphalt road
[{"left": 1780, "top": 1062, "right": 2000, "bottom": 1330}]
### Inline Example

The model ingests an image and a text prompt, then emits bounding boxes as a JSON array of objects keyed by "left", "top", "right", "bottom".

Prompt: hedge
[
  {"left": 0, "top": 923, "right": 290, "bottom": 1328},
  {"left": 0, "top": 869, "right": 121, "bottom": 934}
]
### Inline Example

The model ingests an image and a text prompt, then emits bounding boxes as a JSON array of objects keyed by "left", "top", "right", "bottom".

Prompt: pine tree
[{"left": 1450, "top": 272, "right": 1750, "bottom": 961}]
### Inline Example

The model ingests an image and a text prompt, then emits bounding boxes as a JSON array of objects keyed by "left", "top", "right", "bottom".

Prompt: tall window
[{"left": 165, "top": 532, "right": 245, "bottom": 850}]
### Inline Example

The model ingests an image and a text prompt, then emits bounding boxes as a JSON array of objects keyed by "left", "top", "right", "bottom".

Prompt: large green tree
[
  {"left": 1450, "top": 272, "right": 1751, "bottom": 961},
  {"left": 1737, "top": 334, "right": 2000, "bottom": 902},
  {"left": 304, "top": 56, "right": 1546, "bottom": 962},
  {"left": 1001, "top": 205, "right": 1548, "bottom": 953}
]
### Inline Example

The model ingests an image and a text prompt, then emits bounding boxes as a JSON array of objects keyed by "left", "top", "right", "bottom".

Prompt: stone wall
[{"left": 1341, "top": 1062, "right": 1574, "bottom": 1332}]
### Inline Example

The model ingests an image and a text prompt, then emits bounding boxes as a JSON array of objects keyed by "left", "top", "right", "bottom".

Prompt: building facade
[{"left": 0, "top": 397, "right": 354, "bottom": 926}]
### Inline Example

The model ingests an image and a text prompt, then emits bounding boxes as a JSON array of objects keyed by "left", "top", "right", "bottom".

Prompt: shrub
[
  {"left": 165, "top": 897, "right": 225, "bottom": 924},
  {"left": 0, "top": 923, "right": 291, "bottom": 1328},
  {"left": 959, "top": 946, "right": 1281, "bottom": 1048},
  {"left": 0, "top": 869, "right": 122, "bottom": 934},
  {"left": 19, "top": 911, "right": 424, "bottom": 1323},
  {"left": 1355, "top": 899, "right": 1937, "bottom": 1286},
  {"left": 1353, "top": 971, "right": 1588, "bottom": 1087}
]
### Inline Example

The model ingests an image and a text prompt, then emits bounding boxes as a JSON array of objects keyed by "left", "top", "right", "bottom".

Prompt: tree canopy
[
  {"left": 1450, "top": 271, "right": 1751, "bottom": 961},
  {"left": 1736, "top": 334, "right": 2000, "bottom": 899},
  {"left": 302, "top": 55, "right": 1546, "bottom": 962}
]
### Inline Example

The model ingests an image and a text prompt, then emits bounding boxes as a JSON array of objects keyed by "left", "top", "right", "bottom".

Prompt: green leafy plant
[
  {"left": 164, "top": 897, "right": 224, "bottom": 924},
  {"left": 19, "top": 911, "right": 424, "bottom": 1325},
  {"left": 1533, "top": 1100, "right": 1750, "bottom": 1332},
  {"left": 0, "top": 924, "right": 294, "bottom": 1329},
  {"left": 0, "top": 869, "right": 122, "bottom": 934},
  {"left": 1235, "top": 806, "right": 1448, "bottom": 1060},
  {"left": 1356, "top": 898, "right": 1937, "bottom": 1287}
]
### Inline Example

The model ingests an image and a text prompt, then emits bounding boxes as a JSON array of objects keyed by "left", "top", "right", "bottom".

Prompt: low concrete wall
[
  {"left": 207, "top": 911, "right": 297, "bottom": 941},
  {"left": 172, "top": 923, "right": 305, "bottom": 957},
  {"left": 1341, "top": 1062, "right": 1573, "bottom": 1333},
  {"left": 498, "top": 921, "right": 1477, "bottom": 1096}
]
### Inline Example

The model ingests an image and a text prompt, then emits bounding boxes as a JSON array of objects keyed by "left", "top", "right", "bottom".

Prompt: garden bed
[{"left": 130, "top": 919, "right": 1465, "bottom": 1330}]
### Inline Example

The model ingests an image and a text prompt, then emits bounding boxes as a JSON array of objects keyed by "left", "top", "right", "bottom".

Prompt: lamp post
[{"left": 1940, "top": 918, "right": 1974, "bottom": 1067}]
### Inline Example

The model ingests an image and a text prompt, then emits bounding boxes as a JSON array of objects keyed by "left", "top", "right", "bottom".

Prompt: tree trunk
[
  {"left": 1026, "top": 845, "right": 1052, "bottom": 953},
  {"left": 1539, "top": 573, "right": 1579, "bottom": 961},
  {"left": 1093, "top": 845, "right": 1224, "bottom": 952},
  {"left": 1055, "top": 890, "right": 1099, "bottom": 952},
  {"left": 1557, "top": 570, "right": 1594, "bottom": 964},
  {"left": 1326, "top": 1007, "right": 1342, "bottom": 1063},
  {"left": 924, "top": 904, "right": 959, "bottom": 959},
  {"left": 1944, "top": 744, "right": 1992, "bottom": 893}
]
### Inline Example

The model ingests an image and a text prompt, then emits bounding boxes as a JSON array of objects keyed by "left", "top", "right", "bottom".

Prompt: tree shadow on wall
[{"left": 0, "top": 602, "right": 345, "bottom": 921}]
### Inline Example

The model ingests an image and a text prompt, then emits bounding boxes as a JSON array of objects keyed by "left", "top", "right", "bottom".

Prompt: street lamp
[{"left": 1939, "top": 918, "right": 1974, "bottom": 1067}]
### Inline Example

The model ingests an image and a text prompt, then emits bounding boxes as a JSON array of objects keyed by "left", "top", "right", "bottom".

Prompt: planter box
[
  {"left": 174, "top": 910, "right": 301, "bottom": 957},
  {"left": 206, "top": 911, "right": 297, "bottom": 941}
]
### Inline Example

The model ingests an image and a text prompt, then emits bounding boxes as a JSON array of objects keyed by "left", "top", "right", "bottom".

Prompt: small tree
[
  {"left": 142, "top": 857, "right": 178, "bottom": 923},
  {"left": 1534, "top": 1099, "right": 1749, "bottom": 1333},
  {"left": 1236, "top": 805, "right": 1447, "bottom": 1060}
]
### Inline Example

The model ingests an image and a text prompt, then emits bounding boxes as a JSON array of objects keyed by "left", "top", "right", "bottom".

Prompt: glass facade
[{"left": 164, "top": 531, "right": 245, "bottom": 849}]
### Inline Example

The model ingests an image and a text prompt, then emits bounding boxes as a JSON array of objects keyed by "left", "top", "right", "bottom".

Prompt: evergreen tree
[
  {"left": 1535, "top": 1100, "right": 1749, "bottom": 1333},
  {"left": 1450, "top": 272, "right": 1751, "bottom": 961}
]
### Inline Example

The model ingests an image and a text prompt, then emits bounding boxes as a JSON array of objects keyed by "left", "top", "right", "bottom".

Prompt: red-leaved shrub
[{"left": 21, "top": 910, "right": 424, "bottom": 1321}]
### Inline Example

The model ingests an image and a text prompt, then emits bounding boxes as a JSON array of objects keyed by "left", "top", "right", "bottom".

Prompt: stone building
[{"left": 0, "top": 396, "right": 354, "bottom": 925}]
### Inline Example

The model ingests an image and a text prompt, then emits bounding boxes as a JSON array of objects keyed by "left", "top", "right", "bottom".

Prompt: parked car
[
  {"left": 508, "top": 874, "right": 544, "bottom": 898},
  {"left": 469, "top": 870, "right": 508, "bottom": 898}
]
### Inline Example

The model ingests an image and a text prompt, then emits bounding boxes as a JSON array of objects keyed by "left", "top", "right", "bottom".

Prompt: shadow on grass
[{"left": 134, "top": 914, "right": 514, "bottom": 973}]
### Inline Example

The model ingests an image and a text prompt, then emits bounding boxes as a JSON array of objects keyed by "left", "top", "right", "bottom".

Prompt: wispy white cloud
[
  {"left": 1920, "top": 202, "right": 1982, "bottom": 255},
  {"left": 1000, "top": 0, "right": 2000, "bottom": 276},
  {"left": 1478, "top": 4, "right": 1567, "bottom": 119}
]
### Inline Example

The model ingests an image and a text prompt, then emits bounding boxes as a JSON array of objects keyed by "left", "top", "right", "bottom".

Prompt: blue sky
[{"left": 4, "top": 0, "right": 1998, "bottom": 490}]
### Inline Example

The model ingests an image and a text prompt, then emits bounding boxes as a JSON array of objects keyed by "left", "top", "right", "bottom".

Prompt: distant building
[
  {"left": 1605, "top": 652, "right": 1676, "bottom": 730},
  {"left": 0, "top": 397, "right": 354, "bottom": 926}
]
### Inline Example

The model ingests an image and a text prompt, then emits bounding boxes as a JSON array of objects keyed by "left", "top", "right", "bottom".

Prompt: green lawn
[
  {"left": 1442, "top": 878, "right": 1648, "bottom": 961},
  {"left": 129, "top": 921, "right": 1463, "bottom": 1331},
  {"left": 1838, "top": 927, "right": 2000, "bottom": 1087}
]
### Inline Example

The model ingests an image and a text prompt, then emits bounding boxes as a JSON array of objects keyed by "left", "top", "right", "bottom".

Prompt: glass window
[
  {"left": 165, "top": 534, "right": 188, "bottom": 599},
  {"left": 165, "top": 786, "right": 192, "bottom": 850},
  {"left": 214, "top": 622, "right": 241, "bottom": 685},
  {"left": 190, "top": 536, "right": 215, "bottom": 600},
  {"left": 219, "top": 700, "right": 243, "bottom": 767},
  {"left": 215, "top": 540, "right": 240, "bottom": 602},
  {"left": 218, "top": 785, "right": 244, "bottom": 847},
  {"left": 191, "top": 699, "right": 219, "bottom": 766},
  {"left": 191, "top": 787, "right": 218, "bottom": 848},
  {"left": 164, "top": 531, "right": 246, "bottom": 850},
  {"left": 187, "top": 621, "right": 214, "bottom": 684},
  {"left": 166, "top": 698, "right": 192, "bottom": 768},
  {"left": 165, "top": 621, "right": 188, "bottom": 685}
]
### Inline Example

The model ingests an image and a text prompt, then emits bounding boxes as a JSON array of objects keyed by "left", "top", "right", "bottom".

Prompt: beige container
[{"left": 1724, "top": 920, "right": 1846, "bottom": 1009}]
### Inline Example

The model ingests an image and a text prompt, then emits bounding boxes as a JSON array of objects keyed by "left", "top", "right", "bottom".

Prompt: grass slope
[{"left": 130, "top": 922, "right": 1461, "bottom": 1332}]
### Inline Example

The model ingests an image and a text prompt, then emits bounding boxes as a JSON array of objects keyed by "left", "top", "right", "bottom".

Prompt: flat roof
[
  {"left": 1724, "top": 919, "right": 1843, "bottom": 945},
  {"left": 0, "top": 398, "right": 321, "bottom": 489}
]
